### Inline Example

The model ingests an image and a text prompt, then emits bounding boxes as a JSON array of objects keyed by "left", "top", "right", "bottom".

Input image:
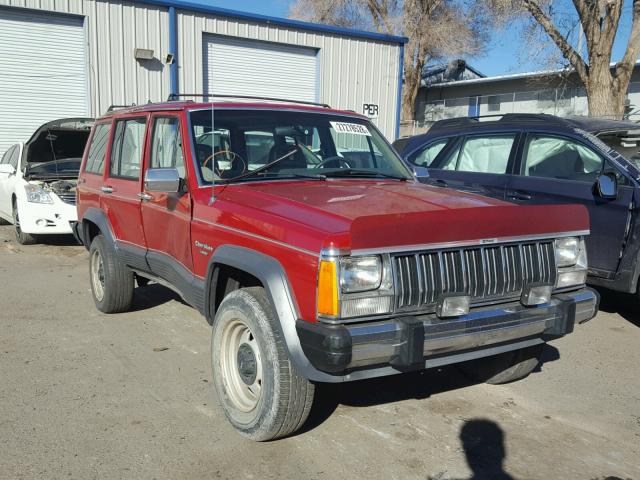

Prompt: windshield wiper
[
  {"left": 322, "top": 168, "right": 409, "bottom": 181},
  {"left": 223, "top": 148, "right": 301, "bottom": 183}
]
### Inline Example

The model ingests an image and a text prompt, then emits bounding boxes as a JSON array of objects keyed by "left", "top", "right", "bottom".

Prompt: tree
[
  {"left": 496, "top": 0, "right": 640, "bottom": 119},
  {"left": 288, "top": 0, "right": 489, "bottom": 121}
]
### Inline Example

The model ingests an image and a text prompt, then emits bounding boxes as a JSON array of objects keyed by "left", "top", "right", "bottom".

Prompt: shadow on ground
[
  {"left": 129, "top": 282, "right": 184, "bottom": 312},
  {"left": 595, "top": 287, "right": 640, "bottom": 328},
  {"left": 301, "top": 344, "right": 560, "bottom": 435}
]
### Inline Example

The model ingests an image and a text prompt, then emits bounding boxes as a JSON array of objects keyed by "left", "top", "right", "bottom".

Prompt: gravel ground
[{"left": 0, "top": 225, "right": 638, "bottom": 480}]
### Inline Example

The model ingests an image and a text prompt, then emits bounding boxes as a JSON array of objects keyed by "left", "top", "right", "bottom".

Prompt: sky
[{"left": 190, "top": 0, "right": 635, "bottom": 78}]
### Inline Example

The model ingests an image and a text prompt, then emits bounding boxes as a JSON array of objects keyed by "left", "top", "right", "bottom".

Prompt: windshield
[
  {"left": 599, "top": 134, "right": 640, "bottom": 165},
  {"left": 189, "top": 109, "right": 412, "bottom": 183}
]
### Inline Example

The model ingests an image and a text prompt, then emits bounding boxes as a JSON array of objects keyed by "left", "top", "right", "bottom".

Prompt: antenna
[{"left": 208, "top": 93, "right": 215, "bottom": 206}]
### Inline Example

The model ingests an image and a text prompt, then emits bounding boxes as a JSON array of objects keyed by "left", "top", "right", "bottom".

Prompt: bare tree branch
[
  {"left": 523, "top": 0, "right": 590, "bottom": 84},
  {"left": 615, "top": 0, "right": 640, "bottom": 84}
]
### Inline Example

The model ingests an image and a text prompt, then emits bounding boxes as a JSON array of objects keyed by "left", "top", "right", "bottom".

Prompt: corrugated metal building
[{"left": 0, "top": 0, "right": 406, "bottom": 156}]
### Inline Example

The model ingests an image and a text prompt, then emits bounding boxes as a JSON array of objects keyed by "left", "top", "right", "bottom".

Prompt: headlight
[
  {"left": 339, "top": 256, "right": 382, "bottom": 293},
  {"left": 555, "top": 237, "right": 588, "bottom": 289},
  {"left": 555, "top": 237, "right": 579, "bottom": 267},
  {"left": 24, "top": 184, "right": 53, "bottom": 204}
]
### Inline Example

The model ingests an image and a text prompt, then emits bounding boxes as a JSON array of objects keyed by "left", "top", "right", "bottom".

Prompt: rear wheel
[
  {"left": 12, "top": 202, "right": 36, "bottom": 245},
  {"left": 457, "top": 344, "right": 545, "bottom": 385},
  {"left": 89, "top": 234, "right": 134, "bottom": 313},
  {"left": 212, "top": 287, "right": 315, "bottom": 441}
]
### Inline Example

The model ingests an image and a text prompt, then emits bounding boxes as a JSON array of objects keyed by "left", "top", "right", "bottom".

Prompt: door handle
[
  {"left": 508, "top": 191, "right": 532, "bottom": 201},
  {"left": 137, "top": 192, "right": 153, "bottom": 201},
  {"left": 101, "top": 186, "right": 114, "bottom": 194}
]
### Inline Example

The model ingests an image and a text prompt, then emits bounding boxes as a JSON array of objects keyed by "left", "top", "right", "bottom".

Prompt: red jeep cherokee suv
[{"left": 76, "top": 99, "right": 598, "bottom": 440}]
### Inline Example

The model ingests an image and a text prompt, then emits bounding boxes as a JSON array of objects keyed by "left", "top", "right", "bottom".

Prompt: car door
[
  {"left": 140, "top": 113, "right": 193, "bottom": 277},
  {"left": 506, "top": 132, "right": 634, "bottom": 276},
  {"left": 0, "top": 145, "right": 19, "bottom": 218},
  {"left": 103, "top": 115, "right": 148, "bottom": 269},
  {"left": 423, "top": 132, "right": 520, "bottom": 200}
]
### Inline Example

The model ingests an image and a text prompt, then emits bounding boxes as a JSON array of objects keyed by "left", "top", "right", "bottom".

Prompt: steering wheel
[
  {"left": 313, "top": 156, "right": 351, "bottom": 169},
  {"left": 202, "top": 150, "right": 246, "bottom": 178}
]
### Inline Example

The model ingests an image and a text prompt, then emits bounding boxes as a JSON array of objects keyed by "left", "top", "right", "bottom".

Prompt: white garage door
[
  {"left": 203, "top": 35, "right": 318, "bottom": 103},
  {"left": 0, "top": 8, "right": 88, "bottom": 157}
]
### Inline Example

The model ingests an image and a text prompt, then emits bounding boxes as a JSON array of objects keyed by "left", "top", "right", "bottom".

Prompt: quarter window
[
  {"left": 407, "top": 139, "right": 448, "bottom": 167},
  {"left": 439, "top": 135, "right": 515, "bottom": 174},
  {"left": 150, "top": 117, "right": 185, "bottom": 179},
  {"left": 523, "top": 135, "right": 604, "bottom": 182},
  {"left": 85, "top": 124, "right": 111, "bottom": 175},
  {"left": 110, "top": 118, "right": 146, "bottom": 180}
]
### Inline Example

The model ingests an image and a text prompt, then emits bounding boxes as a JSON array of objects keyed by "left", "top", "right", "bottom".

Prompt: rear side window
[
  {"left": 150, "top": 117, "right": 185, "bottom": 179},
  {"left": 439, "top": 135, "right": 515, "bottom": 174},
  {"left": 110, "top": 118, "right": 146, "bottom": 180},
  {"left": 523, "top": 135, "right": 604, "bottom": 182},
  {"left": 85, "top": 124, "right": 111, "bottom": 175},
  {"left": 407, "top": 139, "right": 448, "bottom": 167}
]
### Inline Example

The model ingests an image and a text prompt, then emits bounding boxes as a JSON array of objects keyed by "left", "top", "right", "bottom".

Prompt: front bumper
[
  {"left": 17, "top": 198, "right": 77, "bottom": 235},
  {"left": 297, "top": 288, "right": 599, "bottom": 376}
]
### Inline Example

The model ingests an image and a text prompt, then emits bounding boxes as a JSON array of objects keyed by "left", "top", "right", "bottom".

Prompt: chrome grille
[
  {"left": 393, "top": 241, "right": 556, "bottom": 310},
  {"left": 57, "top": 192, "right": 76, "bottom": 205}
]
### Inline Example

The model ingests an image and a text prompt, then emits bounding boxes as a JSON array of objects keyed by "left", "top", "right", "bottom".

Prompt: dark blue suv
[{"left": 394, "top": 113, "right": 640, "bottom": 298}]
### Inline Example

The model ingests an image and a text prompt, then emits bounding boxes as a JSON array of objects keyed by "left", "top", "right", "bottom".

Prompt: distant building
[{"left": 403, "top": 61, "right": 640, "bottom": 136}]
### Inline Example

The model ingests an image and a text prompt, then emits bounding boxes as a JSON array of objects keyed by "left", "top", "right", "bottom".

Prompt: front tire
[
  {"left": 212, "top": 287, "right": 315, "bottom": 441},
  {"left": 89, "top": 234, "right": 134, "bottom": 313},
  {"left": 12, "top": 202, "right": 37, "bottom": 245},
  {"left": 457, "top": 344, "right": 545, "bottom": 385}
]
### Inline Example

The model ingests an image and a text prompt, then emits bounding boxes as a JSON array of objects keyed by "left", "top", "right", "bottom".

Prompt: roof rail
[
  {"left": 167, "top": 93, "right": 331, "bottom": 109},
  {"left": 430, "top": 113, "right": 570, "bottom": 132},
  {"left": 106, "top": 104, "right": 137, "bottom": 113}
]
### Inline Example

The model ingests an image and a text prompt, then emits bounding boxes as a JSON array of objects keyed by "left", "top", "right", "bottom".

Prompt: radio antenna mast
[{"left": 208, "top": 93, "right": 216, "bottom": 205}]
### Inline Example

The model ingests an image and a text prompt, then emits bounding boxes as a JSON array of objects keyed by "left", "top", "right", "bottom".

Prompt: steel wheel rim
[
  {"left": 90, "top": 249, "right": 105, "bottom": 302},
  {"left": 220, "top": 318, "right": 263, "bottom": 413}
]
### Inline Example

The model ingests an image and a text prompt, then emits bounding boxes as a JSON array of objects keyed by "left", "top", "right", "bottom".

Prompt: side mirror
[
  {"left": 0, "top": 164, "right": 16, "bottom": 175},
  {"left": 413, "top": 166, "right": 429, "bottom": 179},
  {"left": 595, "top": 172, "right": 618, "bottom": 200},
  {"left": 145, "top": 168, "right": 180, "bottom": 193}
]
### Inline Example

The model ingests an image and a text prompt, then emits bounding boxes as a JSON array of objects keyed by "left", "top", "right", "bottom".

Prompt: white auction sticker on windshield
[{"left": 330, "top": 121, "right": 371, "bottom": 136}]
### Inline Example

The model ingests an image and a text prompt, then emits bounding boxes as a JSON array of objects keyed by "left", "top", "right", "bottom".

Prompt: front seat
[{"left": 268, "top": 137, "right": 307, "bottom": 171}]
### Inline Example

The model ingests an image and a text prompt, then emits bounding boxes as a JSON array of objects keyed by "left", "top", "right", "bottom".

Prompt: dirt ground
[{"left": 0, "top": 225, "right": 638, "bottom": 480}]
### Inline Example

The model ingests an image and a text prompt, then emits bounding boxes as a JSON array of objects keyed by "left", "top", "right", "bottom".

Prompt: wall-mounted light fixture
[
  {"left": 134, "top": 48, "right": 155, "bottom": 60},
  {"left": 165, "top": 53, "right": 175, "bottom": 64}
]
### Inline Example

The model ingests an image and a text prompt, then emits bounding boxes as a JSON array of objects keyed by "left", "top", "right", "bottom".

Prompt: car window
[
  {"left": 439, "top": 135, "right": 515, "bottom": 174},
  {"left": 110, "top": 118, "right": 146, "bottom": 180},
  {"left": 2, "top": 145, "right": 17, "bottom": 168},
  {"left": 407, "top": 139, "right": 448, "bottom": 167},
  {"left": 8, "top": 146, "right": 19, "bottom": 169},
  {"left": 523, "top": 135, "right": 604, "bottom": 182},
  {"left": 150, "top": 117, "right": 185, "bottom": 179},
  {"left": 85, "top": 124, "right": 111, "bottom": 175}
]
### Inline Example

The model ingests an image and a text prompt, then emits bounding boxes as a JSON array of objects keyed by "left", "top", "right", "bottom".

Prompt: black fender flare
[
  {"left": 205, "top": 245, "right": 339, "bottom": 382},
  {"left": 79, "top": 208, "right": 116, "bottom": 250}
]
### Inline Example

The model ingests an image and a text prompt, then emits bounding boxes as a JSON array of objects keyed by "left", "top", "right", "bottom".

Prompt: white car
[{"left": 0, "top": 118, "right": 93, "bottom": 244}]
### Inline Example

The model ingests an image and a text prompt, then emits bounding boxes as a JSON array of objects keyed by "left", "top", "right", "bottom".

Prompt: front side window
[
  {"left": 2, "top": 146, "right": 16, "bottom": 166},
  {"left": 189, "top": 109, "right": 412, "bottom": 183},
  {"left": 110, "top": 118, "right": 146, "bottom": 180},
  {"left": 407, "top": 139, "right": 448, "bottom": 167},
  {"left": 85, "top": 123, "right": 111, "bottom": 175},
  {"left": 523, "top": 135, "right": 604, "bottom": 182},
  {"left": 8, "top": 146, "right": 19, "bottom": 169},
  {"left": 438, "top": 134, "right": 515, "bottom": 174},
  {"left": 150, "top": 117, "right": 185, "bottom": 179}
]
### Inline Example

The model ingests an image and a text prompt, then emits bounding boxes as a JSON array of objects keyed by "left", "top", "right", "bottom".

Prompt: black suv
[{"left": 394, "top": 113, "right": 640, "bottom": 298}]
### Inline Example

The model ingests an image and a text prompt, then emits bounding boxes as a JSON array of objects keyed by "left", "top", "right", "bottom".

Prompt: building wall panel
[
  {"left": 0, "top": 0, "right": 170, "bottom": 117},
  {"left": 177, "top": 10, "right": 402, "bottom": 139}
]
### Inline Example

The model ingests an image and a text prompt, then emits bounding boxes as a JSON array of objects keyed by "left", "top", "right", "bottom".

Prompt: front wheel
[
  {"left": 12, "top": 202, "right": 37, "bottom": 245},
  {"left": 212, "top": 287, "right": 315, "bottom": 441},
  {"left": 457, "top": 344, "right": 545, "bottom": 385},
  {"left": 89, "top": 234, "right": 134, "bottom": 313}
]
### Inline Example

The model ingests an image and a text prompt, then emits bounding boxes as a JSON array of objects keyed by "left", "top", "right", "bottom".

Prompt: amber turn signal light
[{"left": 317, "top": 260, "right": 339, "bottom": 316}]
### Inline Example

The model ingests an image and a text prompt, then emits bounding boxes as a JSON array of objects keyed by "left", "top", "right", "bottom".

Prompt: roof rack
[
  {"left": 106, "top": 104, "right": 137, "bottom": 113},
  {"left": 167, "top": 93, "right": 331, "bottom": 109},
  {"left": 430, "top": 113, "right": 570, "bottom": 132}
]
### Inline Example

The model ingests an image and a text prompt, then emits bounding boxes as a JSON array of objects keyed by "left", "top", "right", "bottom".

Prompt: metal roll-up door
[
  {"left": 0, "top": 7, "right": 88, "bottom": 156},
  {"left": 203, "top": 35, "right": 318, "bottom": 103}
]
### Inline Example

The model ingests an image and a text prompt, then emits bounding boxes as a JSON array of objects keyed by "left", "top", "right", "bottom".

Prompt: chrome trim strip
[
  {"left": 350, "top": 230, "right": 589, "bottom": 256},
  {"left": 192, "top": 217, "right": 318, "bottom": 257}
]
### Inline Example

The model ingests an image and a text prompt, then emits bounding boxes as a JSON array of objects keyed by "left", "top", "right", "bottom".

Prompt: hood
[
  {"left": 24, "top": 117, "right": 94, "bottom": 166},
  {"left": 210, "top": 180, "right": 589, "bottom": 252}
]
